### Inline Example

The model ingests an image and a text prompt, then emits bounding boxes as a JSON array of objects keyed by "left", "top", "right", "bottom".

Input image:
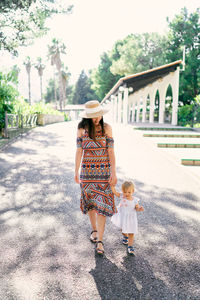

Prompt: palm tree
[
  {"left": 35, "top": 57, "right": 45, "bottom": 102},
  {"left": 23, "top": 56, "right": 32, "bottom": 105},
  {"left": 47, "top": 38, "right": 66, "bottom": 110},
  {"left": 61, "top": 66, "right": 71, "bottom": 107}
]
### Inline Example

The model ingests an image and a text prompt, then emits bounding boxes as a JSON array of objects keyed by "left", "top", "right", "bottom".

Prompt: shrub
[
  {"left": 0, "top": 69, "right": 19, "bottom": 130},
  {"left": 178, "top": 95, "right": 200, "bottom": 127},
  {"left": 178, "top": 105, "right": 193, "bottom": 126},
  {"left": 30, "top": 102, "right": 63, "bottom": 115}
]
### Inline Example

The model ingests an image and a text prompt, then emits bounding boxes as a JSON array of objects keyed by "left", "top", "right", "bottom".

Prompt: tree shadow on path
[{"left": 90, "top": 252, "right": 192, "bottom": 300}]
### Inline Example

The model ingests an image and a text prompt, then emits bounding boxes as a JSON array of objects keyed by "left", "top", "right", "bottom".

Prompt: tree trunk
[
  {"left": 28, "top": 72, "right": 31, "bottom": 105},
  {"left": 62, "top": 76, "right": 67, "bottom": 108},
  {"left": 58, "top": 70, "right": 63, "bottom": 110}
]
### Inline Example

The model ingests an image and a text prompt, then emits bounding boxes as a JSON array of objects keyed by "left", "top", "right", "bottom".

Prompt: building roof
[{"left": 102, "top": 60, "right": 182, "bottom": 102}]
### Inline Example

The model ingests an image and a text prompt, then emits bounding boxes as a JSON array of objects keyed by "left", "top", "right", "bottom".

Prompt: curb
[{"left": 0, "top": 128, "right": 34, "bottom": 152}]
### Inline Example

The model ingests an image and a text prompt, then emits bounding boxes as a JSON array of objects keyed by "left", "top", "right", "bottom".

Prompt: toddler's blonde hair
[{"left": 122, "top": 181, "right": 135, "bottom": 192}]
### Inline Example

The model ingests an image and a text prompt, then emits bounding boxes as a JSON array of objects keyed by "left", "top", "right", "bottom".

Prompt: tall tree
[
  {"left": 61, "top": 66, "right": 71, "bottom": 107},
  {"left": 166, "top": 7, "right": 200, "bottom": 105},
  {"left": 23, "top": 56, "right": 32, "bottom": 105},
  {"left": 73, "top": 70, "right": 99, "bottom": 104},
  {"left": 44, "top": 67, "right": 73, "bottom": 105},
  {"left": 34, "top": 57, "right": 45, "bottom": 102},
  {"left": 110, "top": 33, "right": 168, "bottom": 76},
  {"left": 0, "top": 0, "right": 73, "bottom": 55},
  {"left": 44, "top": 78, "right": 58, "bottom": 104},
  {"left": 91, "top": 52, "right": 120, "bottom": 100},
  {"left": 47, "top": 38, "right": 66, "bottom": 110}
]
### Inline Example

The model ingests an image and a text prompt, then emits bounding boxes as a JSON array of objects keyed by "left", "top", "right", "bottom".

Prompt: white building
[{"left": 102, "top": 60, "right": 182, "bottom": 126}]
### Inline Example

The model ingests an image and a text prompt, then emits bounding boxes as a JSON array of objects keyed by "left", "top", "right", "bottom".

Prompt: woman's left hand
[{"left": 109, "top": 172, "right": 117, "bottom": 186}]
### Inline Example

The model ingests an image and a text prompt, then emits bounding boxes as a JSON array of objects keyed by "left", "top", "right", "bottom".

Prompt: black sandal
[
  {"left": 90, "top": 230, "right": 98, "bottom": 243},
  {"left": 96, "top": 241, "right": 104, "bottom": 255}
]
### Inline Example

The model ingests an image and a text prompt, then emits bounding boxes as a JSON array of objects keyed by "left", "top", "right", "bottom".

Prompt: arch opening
[
  {"left": 154, "top": 90, "right": 160, "bottom": 122},
  {"left": 164, "top": 84, "right": 173, "bottom": 124},
  {"left": 146, "top": 94, "right": 150, "bottom": 121}
]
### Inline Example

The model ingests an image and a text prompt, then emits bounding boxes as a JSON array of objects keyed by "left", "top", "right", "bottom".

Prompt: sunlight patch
[{"left": 156, "top": 200, "right": 200, "bottom": 223}]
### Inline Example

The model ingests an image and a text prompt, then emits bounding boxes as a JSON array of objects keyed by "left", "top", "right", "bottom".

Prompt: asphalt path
[{"left": 0, "top": 121, "right": 200, "bottom": 300}]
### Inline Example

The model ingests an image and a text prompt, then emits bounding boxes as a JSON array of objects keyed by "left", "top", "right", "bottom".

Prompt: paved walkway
[{"left": 0, "top": 121, "right": 200, "bottom": 300}]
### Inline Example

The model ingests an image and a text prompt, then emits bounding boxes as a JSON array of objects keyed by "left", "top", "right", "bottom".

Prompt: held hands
[
  {"left": 111, "top": 184, "right": 120, "bottom": 198},
  {"left": 110, "top": 185, "right": 116, "bottom": 193},
  {"left": 109, "top": 172, "right": 117, "bottom": 186},
  {"left": 135, "top": 204, "right": 144, "bottom": 212}
]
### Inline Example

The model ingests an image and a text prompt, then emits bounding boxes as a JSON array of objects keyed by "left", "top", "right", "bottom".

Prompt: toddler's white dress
[{"left": 111, "top": 195, "right": 139, "bottom": 234}]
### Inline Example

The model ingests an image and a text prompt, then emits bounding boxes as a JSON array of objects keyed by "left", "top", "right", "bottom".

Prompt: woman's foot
[
  {"left": 127, "top": 246, "right": 135, "bottom": 255},
  {"left": 90, "top": 230, "right": 98, "bottom": 243},
  {"left": 96, "top": 241, "right": 104, "bottom": 255}
]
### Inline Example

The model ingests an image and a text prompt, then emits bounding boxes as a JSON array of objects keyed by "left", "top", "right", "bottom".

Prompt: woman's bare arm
[
  {"left": 74, "top": 128, "right": 84, "bottom": 184},
  {"left": 105, "top": 123, "right": 117, "bottom": 186},
  {"left": 111, "top": 185, "right": 120, "bottom": 198}
]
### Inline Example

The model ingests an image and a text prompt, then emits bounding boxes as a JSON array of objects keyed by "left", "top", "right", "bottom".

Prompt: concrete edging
[
  {"left": 143, "top": 134, "right": 200, "bottom": 138},
  {"left": 37, "top": 114, "right": 64, "bottom": 126},
  {"left": 158, "top": 143, "right": 200, "bottom": 148},
  {"left": 181, "top": 159, "right": 200, "bottom": 166}
]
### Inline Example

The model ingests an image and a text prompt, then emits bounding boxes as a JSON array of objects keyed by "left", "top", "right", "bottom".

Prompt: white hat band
[{"left": 85, "top": 106, "right": 102, "bottom": 114}]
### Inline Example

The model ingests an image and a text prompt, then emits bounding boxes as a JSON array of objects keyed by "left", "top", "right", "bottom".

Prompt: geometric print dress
[{"left": 77, "top": 129, "right": 116, "bottom": 217}]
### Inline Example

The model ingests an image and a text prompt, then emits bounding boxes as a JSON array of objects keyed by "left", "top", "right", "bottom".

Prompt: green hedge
[{"left": 178, "top": 95, "right": 200, "bottom": 127}]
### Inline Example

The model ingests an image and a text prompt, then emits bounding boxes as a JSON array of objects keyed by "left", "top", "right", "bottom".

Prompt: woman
[{"left": 74, "top": 100, "right": 117, "bottom": 255}]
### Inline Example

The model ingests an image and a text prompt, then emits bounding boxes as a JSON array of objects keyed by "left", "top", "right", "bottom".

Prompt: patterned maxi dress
[{"left": 77, "top": 129, "right": 116, "bottom": 217}]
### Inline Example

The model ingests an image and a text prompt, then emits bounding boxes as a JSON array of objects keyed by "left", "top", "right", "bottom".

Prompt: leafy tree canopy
[
  {"left": 90, "top": 7, "right": 199, "bottom": 105},
  {"left": 0, "top": 67, "right": 20, "bottom": 129},
  {"left": 90, "top": 34, "right": 167, "bottom": 100},
  {"left": 0, "top": 0, "right": 73, "bottom": 55},
  {"left": 91, "top": 52, "right": 121, "bottom": 100},
  {"left": 110, "top": 33, "right": 168, "bottom": 76},
  {"left": 166, "top": 7, "right": 200, "bottom": 104},
  {"left": 0, "top": 0, "right": 35, "bottom": 12}
]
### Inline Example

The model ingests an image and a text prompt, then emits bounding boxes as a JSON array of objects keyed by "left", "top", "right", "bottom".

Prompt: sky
[{"left": 0, "top": 0, "right": 199, "bottom": 101}]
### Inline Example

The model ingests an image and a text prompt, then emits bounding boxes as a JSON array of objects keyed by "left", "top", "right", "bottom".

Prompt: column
[
  {"left": 142, "top": 96, "right": 147, "bottom": 123},
  {"left": 123, "top": 87, "right": 128, "bottom": 125},
  {"left": 149, "top": 92, "right": 154, "bottom": 123},
  {"left": 113, "top": 96, "right": 117, "bottom": 123},
  {"left": 172, "top": 68, "right": 180, "bottom": 125},
  {"left": 117, "top": 92, "right": 122, "bottom": 123},
  {"left": 136, "top": 98, "right": 140, "bottom": 123},
  {"left": 128, "top": 103, "right": 131, "bottom": 122}
]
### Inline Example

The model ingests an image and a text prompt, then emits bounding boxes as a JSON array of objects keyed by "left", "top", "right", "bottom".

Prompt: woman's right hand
[{"left": 74, "top": 171, "right": 80, "bottom": 184}]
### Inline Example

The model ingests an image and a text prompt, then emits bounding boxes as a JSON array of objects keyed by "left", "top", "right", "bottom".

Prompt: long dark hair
[{"left": 78, "top": 117, "right": 105, "bottom": 141}]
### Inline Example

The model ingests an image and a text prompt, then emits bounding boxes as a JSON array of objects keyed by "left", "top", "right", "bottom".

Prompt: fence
[{"left": 3, "top": 112, "right": 38, "bottom": 139}]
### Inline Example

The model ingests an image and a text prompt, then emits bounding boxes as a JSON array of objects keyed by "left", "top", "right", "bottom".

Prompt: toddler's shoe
[
  {"left": 122, "top": 235, "right": 128, "bottom": 245},
  {"left": 127, "top": 246, "right": 135, "bottom": 255}
]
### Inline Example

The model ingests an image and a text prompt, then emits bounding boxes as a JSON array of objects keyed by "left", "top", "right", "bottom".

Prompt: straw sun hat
[{"left": 80, "top": 100, "right": 109, "bottom": 118}]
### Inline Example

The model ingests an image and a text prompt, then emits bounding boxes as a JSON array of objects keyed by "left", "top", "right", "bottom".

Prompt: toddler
[{"left": 111, "top": 181, "right": 144, "bottom": 255}]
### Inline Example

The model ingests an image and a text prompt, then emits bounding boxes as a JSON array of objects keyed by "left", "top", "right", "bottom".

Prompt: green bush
[
  {"left": 30, "top": 102, "right": 63, "bottom": 115},
  {"left": 63, "top": 112, "right": 70, "bottom": 121},
  {"left": 178, "top": 95, "right": 200, "bottom": 127},
  {"left": 178, "top": 105, "right": 193, "bottom": 126},
  {"left": 0, "top": 69, "right": 19, "bottom": 130}
]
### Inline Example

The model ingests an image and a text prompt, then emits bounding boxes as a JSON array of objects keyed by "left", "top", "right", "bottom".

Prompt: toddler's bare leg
[
  {"left": 128, "top": 233, "right": 134, "bottom": 247},
  {"left": 122, "top": 232, "right": 128, "bottom": 237},
  {"left": 121, "top": 231, "right": 128, "bottom": 245}
]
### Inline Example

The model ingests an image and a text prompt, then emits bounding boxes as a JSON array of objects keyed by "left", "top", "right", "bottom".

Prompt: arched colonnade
[{"left": 103, "top": 61, "right": 182, "bottom": 126}]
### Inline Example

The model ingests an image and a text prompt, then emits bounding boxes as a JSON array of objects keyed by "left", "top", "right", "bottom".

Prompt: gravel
[{"left": 0, "top": 121, "right": 199, "bottom": 300}]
